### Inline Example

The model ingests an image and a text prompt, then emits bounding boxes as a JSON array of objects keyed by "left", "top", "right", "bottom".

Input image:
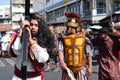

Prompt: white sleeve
[
  {"left": 86, "top": 37, "right": 94, "bottom": 56},
  {"left": 31, "top": 44, "right": 49, "bottom": 63},
  {"left": 1, "top": 37, "right": 4, "bottom": 42},
  {"left": 11, "top": 37, "right": 22, "bottom": 55},
  {"left": 58, "top": 41, "right": 64, "bottom": 52}
]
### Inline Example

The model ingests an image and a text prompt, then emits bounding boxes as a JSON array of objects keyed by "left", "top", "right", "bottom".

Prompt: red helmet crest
[{"left": 65, "top": 12, "right": 82, "bottom": 29}]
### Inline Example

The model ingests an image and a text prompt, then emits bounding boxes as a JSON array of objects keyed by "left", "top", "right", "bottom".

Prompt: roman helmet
[{"left": 65, "top": 12, "right": 82, "bottom": 34}]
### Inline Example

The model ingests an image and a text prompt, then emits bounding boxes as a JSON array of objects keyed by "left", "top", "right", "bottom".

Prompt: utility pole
[{"left": 106, "top": 0, "right": 114, "bottom": 16}]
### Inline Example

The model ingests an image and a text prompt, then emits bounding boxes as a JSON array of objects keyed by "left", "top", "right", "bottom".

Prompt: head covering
[
  {"left": 115, "top": 22, "right": 120, "bottom": 30},
  {"left": 65, "top": 12, "right": 82, "bottom": 29}
]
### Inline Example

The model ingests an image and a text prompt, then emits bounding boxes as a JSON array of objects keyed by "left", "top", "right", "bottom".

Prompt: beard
[{"left": 31, "top": 30, "right": 38, "bottom": 36}]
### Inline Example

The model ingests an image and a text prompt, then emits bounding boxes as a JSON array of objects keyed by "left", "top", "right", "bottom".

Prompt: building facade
[
  {"left": 33, "top": 0, "right": 120, "bottom": 33},
  {"left": 0, "top": 5, "right": 11, "bottom": 31},
  {"left": 11, "top": 0, "right": 33, "bottom": 30},
  {"left": 0, "top": 5, "right": 11, "bottom": 24}
]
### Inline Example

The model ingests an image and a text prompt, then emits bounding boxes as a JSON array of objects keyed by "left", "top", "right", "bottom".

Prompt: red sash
[
  {"left": 14, "top": 65, "right": 40, "bottom": 78},
  {"left": 9, "top": 35, "right": 17, "bottom": 58},
  {"left": 14, "top": 52, "right": 45, "bottom": 80},
  {"left": 28, "top": 51, "right": 45, "bottom": 80}
]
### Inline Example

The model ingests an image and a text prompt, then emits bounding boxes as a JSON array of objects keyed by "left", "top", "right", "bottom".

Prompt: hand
[
  {"left": 86, "top": 67, "right": 92, "bottom": 76},
  {"left": 18, "top": 20, "right": 30, "bottom": 37},
  {"left": 27, "top": 27, "right": 37, "bottom": 45},
  {"left": 60, "top": 62, "right": 67, "bottom": 70},
  {"left": 20, "top": 20, "right": 37, "bottom": 45},
  {"left": 84, "top": 28, "right": 92, "bottom": 35},
  {"left": 21, "top": 20, "right": 30, "bottom": 29}
]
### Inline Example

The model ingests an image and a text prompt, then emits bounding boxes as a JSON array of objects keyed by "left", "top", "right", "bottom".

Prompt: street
[{"left": 0, "top": 57, "right": 119, "bottom": 80}]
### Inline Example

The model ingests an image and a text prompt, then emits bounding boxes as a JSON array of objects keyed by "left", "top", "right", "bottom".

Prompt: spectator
[
  {"left": 44, "top": 26, "right": 59, "bottom": 72},
  {"left": 91, "top": 27, "right": 120, "bottom": 80},
  {"left": 1, "top": 32, "right": 11, "bottom": 57}
]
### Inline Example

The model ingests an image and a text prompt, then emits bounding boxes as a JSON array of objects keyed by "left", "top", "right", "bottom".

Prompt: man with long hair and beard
[
  {"left": 58, "top": 12, "right": 93, "bottom": 80},
  {"left": 10, "top": 12, "right": 55, "bottom": 80},
  {"left": 91, "top": 27, "right": 120, "bottom": 80}
]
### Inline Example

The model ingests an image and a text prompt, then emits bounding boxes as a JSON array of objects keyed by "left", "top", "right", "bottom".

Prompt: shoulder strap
[
  {"left": 9, "top": 35, "right": 17, "bottom": 58},
  {"left": 28, "top": 51, "right": 45, "bottom": 80}
]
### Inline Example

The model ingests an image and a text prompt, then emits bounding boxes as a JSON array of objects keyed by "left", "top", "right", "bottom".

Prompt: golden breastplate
[{"left": 62, "top": 33, "right": 86, "bottom": 72}]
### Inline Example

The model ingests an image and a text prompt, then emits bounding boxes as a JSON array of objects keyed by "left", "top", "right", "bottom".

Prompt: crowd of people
[
  {"left": 0, "top": 12, "right": 120, "bottom": 80},
  {"left": 0, "top": 31, "right": 11, "bottom": 57}
]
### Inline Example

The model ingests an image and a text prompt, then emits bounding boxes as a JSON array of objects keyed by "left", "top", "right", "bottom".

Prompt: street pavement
[{"left": 0, "top": 57, "right": 120, "bottom": 80}]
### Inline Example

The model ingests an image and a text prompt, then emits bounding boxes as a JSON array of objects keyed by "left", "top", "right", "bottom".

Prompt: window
[
  {"left": 0, "top": 9, "right": 3, "bottom": 11},
  {"left": 0, "top": 15, "right": 3, "bottom": 18},
  {"left": 98, "top": 3, "right": 105, "bottom": 8},
  {"left": 97, "top": 3, "right": 106, "bottom": 14},
  {"left": 5, "top": 15, "right": 9, "bottom": 17},
  {"left": 0, "top": 20, "right": 4, "bottom": 23},
  {"left": 115, "top": 2, "right": 120, "bottom": 11},
  {"left": 46, "top": 0, "right": 50, "bottom": 5},
  {"left": 5, "top": 8, "right": 9, "bottom": 11},
  {"left": 47, "top": 12, "right": 53, "bottom": 22},
  {"left": 86, "top": 2, "right": 90, "bottom": 10},
  {"left": 13, "top": 4, "right": 22, "bottom": 9}
]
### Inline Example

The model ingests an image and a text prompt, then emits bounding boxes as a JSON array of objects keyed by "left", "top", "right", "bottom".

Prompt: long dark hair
[{"left": 29, "top": 13, "right": 55, "bottom": 52}]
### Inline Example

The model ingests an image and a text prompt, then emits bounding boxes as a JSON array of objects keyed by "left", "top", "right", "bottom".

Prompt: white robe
[
  {"left": 11, "top": 37, "right": 49, "bottom": 80},
  {"left": 1, "top": 35, "right": 11, "bottom": 51}
]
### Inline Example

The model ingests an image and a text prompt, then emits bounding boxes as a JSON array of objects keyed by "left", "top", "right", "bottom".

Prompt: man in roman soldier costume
[
  {"left": 58, "top": 12, "right": 93, "bottom": 80},
  {"left": 10, "top": 12, "right": 54, "bottom": 80}
]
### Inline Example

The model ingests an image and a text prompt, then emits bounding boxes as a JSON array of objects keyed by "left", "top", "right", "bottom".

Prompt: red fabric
[
  {"left": 11, "top": 32, "right": 17, "bottom": 40},
  {"left": 92, "top": 37, "right": 119, "bottom": 80},
  {"left": 115, "top": 31, "right": 120, "bottom": 35},
  {"left": 9, "top": 35, "right": 17, "bottom": 58},
  {"left": 14, "top": 65, "right": 40, "bottom": 78},
  {"left": 65, "top": 12, "right": 80, "bottom": 20},
  {"left": 115, "top": 31, "right": 120, "bottom": 59},
  {"left": 13, "top": 50, "right": 45, "bottom": 80},
  {"left": 10, "top": 36, "right": 45, "bottom": 80},
  {"left": 28, "top": 51, "right": 45, "bottom": 80},
  {"left": 65, "top": 12, "right": 82, "bottom": 29}
]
